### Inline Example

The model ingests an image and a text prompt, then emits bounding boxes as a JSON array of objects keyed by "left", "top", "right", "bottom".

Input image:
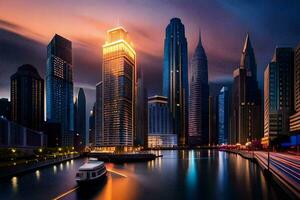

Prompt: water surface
[{"left": 0, "top": 150, "right": 286, "bottom": 200}]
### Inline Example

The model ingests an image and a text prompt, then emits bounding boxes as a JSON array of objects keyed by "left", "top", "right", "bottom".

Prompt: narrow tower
[
  {"left": 189, "top": 30, "right": 209, "bottom": 146},
  {"left": 162, "top": 18, "right": 188, "bottom": 146}
]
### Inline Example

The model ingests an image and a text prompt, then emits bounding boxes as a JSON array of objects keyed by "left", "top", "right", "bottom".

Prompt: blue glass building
[
  {"left": 162, "top": 18, "right": 188, "bottom": 146},
  {"left": 218, "top": 86, "right": 229, "bottom": 145},
  {"left": 189, "top": 31, "right": 209, "bottom": 146},
  {"left": 46, "top": 34, "right": 74, "bottom": 147}
]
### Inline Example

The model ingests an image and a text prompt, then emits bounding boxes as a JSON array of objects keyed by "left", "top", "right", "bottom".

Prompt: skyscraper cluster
[{"left": 1, "top": 17, "right": 299, "bottom": 150}]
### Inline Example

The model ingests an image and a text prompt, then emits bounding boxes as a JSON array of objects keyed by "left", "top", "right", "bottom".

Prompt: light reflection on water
[{"left": 0, "top": 150, "right": 286, "bottom": 200}]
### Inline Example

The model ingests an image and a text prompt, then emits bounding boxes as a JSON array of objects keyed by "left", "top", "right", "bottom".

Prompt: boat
[{"left": 76, "top": 158, "right": 107, "bottom": 183}]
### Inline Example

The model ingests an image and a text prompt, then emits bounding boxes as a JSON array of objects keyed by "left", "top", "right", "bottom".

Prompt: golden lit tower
[{"left": 102, "top": 26, "right": 136, "bottom": 148}]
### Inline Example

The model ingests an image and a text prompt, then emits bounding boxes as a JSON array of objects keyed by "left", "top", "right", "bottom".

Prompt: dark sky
[{"left": 0, "top": 0, "right": 300, "bottom": 114}]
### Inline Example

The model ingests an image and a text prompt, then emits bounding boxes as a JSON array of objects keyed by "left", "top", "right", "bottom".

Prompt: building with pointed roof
[
  {"left": 231, "top": 34, "right": 262, "bottom": 145},
  {"left": 188, "top": 30, "right": 209, "bottom": 146}
]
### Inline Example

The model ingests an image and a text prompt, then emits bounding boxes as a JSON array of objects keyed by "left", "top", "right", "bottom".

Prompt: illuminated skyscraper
[
  {"left": 189, "top": 31, "right": 209, "bottom": 146},
  {"left": 231, "top": 34, "right": 262, "bottom": 145},
  {"left": 46, "top": 34, "right": 74, "bottom": 147},
  {"left": 162, "top": 18, "right": 188, "bottom": 146},
  {"left": 263, "top": 47, "right": 294, "bottom": 147},
  {"left": 11, "top": 64, "right": 44, "bottom": 131},
  {"left": 102, "top": 27, "right": 136, "bottom": 148}
]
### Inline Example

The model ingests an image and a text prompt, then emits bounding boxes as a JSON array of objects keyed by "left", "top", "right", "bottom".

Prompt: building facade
[
  {"left": 290, "top": 44, "right": 300, "bottom": 135},
  {"left": 0, "top": 117, "right": 47, "bottom": 148},
  {"left": 11, "top": 64, "right": 44, "bottom": 131},
  {"left": 263, "top": 48, "right": 294, "bottom": 147},
  {"left": 148, "top": 96, "right": 173, "bottom": 135},
  {"left": 189, "top": 31, "right": 209, "bottom": 146},
  {"left": 0, "top": 98, "right": 11, "bottom": 120},
  {"left": 46, "top": 34, "right": 74, "bottom": 147},
  {"left": 102, "top": 27, "right": 136, "bottom": 148},
  {"left": 147, "top": 96, "right": 176, "bottom": 148},
  {"left": 218, "top": 86, "right": 230, "bottom": 145},
  {"left": 135, "top": 68, "right": 148, "bottom": 148},
  {"left": 74, "top": 88, "right": 86, "bottom": 149},
  {"left": 95, "top": 82, "right": 103, "bottom": 147},
  {"left": 89, "top": 104, "right": 96, "bottom": 146},
  {"left": 231, "top": 34, "right": 262, "bottom": 145},
  {"left": 162, "top": 18, "right": 188, "bottom": 146}
]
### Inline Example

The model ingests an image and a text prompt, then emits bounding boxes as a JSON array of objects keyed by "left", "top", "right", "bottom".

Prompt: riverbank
[
  {"left": 222, "top": 149, "right": 300, "bottom": 200},
  {"left": 0, "top": 153, "right": 80, "bottom": 179}
]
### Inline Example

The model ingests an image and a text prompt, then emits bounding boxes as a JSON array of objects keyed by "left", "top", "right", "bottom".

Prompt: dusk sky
[{"left": 1, "top": 0, "right": 300, "bottom": 112}]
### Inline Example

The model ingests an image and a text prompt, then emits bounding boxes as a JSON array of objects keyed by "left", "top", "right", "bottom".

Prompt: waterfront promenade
[{"left": 223, "top": 150, "right": 300, "bottom": 199}]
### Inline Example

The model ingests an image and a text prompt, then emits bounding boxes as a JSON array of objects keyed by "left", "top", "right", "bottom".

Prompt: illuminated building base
[{"left": 148, "top": 134, "right": 177, "bottom": 148}]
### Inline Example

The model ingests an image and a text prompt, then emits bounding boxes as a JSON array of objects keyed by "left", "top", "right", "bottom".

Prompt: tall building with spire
[
  {"left": 189, "top": 31, "right": 209, "bottom": 146},
  {"left": 46, "top": 34, "right": 74, "bottom": 147},
  {"left": 102, "top": 26, "right": 136, "bottom": 149},
  {"left": 231, "top": 34, "right": 262, "bottom": 145},
  {"left": 162, "top": 18, "right": 188, "bottom": 146}
]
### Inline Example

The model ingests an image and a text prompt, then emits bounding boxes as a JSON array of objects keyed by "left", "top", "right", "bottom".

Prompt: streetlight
[{"left": 38, "top": 148, "right": 43, "bottom": 153}]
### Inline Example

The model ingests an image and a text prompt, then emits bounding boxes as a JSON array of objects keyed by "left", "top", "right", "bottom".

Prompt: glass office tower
[
  {"left": 102, "top": 27, "right": 136, "bottom": 148},
  {"left": 46, "top": 34, "right": 74, "bottom": 147},
  {"left": 162, "top": 18, "right": 188, "bottom": 146}
]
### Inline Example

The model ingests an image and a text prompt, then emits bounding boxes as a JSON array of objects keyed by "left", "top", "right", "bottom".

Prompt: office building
[
  {"left": 263, "top": 47, "right": 294, "bottom": 147},
  {"left": 102, "top": 27, "right": 136, "bottom": 148},
  {"left": 162, "top": 18, "right": 188, "bottom": 146},
  {"left": 46, "top": 34, "right": 74, "bottom": 147},
  {"left": 74, "top": 88, "right": 86, "bottom": 149},
  {"left": 231, "top": 34, "right": 262, "bottom": 145},
  {"left": 0, "top": 117, "right": 47, "bottom": 148},
  {"left": 290, "top": 44, "right": 300, "bottom": 135},
  {"left": 11, "top": 64, "right": 44, "bottom": 131},
  {"left": 95, "top": 82, "right": 103, "bottom": 147},
  {"left": 189, "top": 31, "right": 209, "bottom": 146},
  {"left": 89, "top": 105, "right": 96, "bottom": 146},
  {"left": 218, "top": 86, "right": 230, "bottom": 145}
]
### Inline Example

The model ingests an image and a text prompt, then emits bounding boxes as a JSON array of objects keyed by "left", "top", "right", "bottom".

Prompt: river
[{"left": 0, "top": 150, "right": 287, "bottom": 200}]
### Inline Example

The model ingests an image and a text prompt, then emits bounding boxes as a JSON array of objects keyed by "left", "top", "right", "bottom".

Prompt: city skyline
[{"left": 1, "top": 1, "right": 300, "bottom": 115}]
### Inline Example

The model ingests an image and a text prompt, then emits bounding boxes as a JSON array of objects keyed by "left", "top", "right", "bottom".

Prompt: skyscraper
[
  {"left": 162, "top": 18, "right": 188, "bottom": 146},
  {"left": 89, "top": 104, "right": 96, "bottom": 146},
  {"left": 46, "top": 34, "right": 74, "bottom": 147},
  {"left": 135, "top": 68, "right": 148, "bottom": 148},
  {"left": 74, "top": 88, "right": 86, "bottom": 149},
  {"left": 263, "top": 47, "right": 294, "bottom": 147},
  {"left": 189, "top": 31, "right": 209, "bottom": 146},
  {"left": 218, "top": 86, "right": 230, "bottom": 145},
  {"left": 231, "top": 34, "right": 262, "bottom": 145},
  {"left": 102, "top": 27, "right": 136, "bottom": 148},
  {"left": 290, "top": 43, "right": 300, "bottom": 135},
  {"left": 11, "top": 64, "right": 44, "bottom": 131},
  {"left": 95, "top": 82, "right": 103, "bottom": 147}
]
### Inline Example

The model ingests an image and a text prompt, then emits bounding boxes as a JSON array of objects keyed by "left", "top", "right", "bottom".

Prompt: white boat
[{"left": 76, "top": 158, "right": 107, "bottom": 183}]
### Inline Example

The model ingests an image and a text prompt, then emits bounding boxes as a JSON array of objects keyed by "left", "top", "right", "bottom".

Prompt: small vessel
[{"left": 76, "top": 158, "right": 107, "bottom": 183}]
